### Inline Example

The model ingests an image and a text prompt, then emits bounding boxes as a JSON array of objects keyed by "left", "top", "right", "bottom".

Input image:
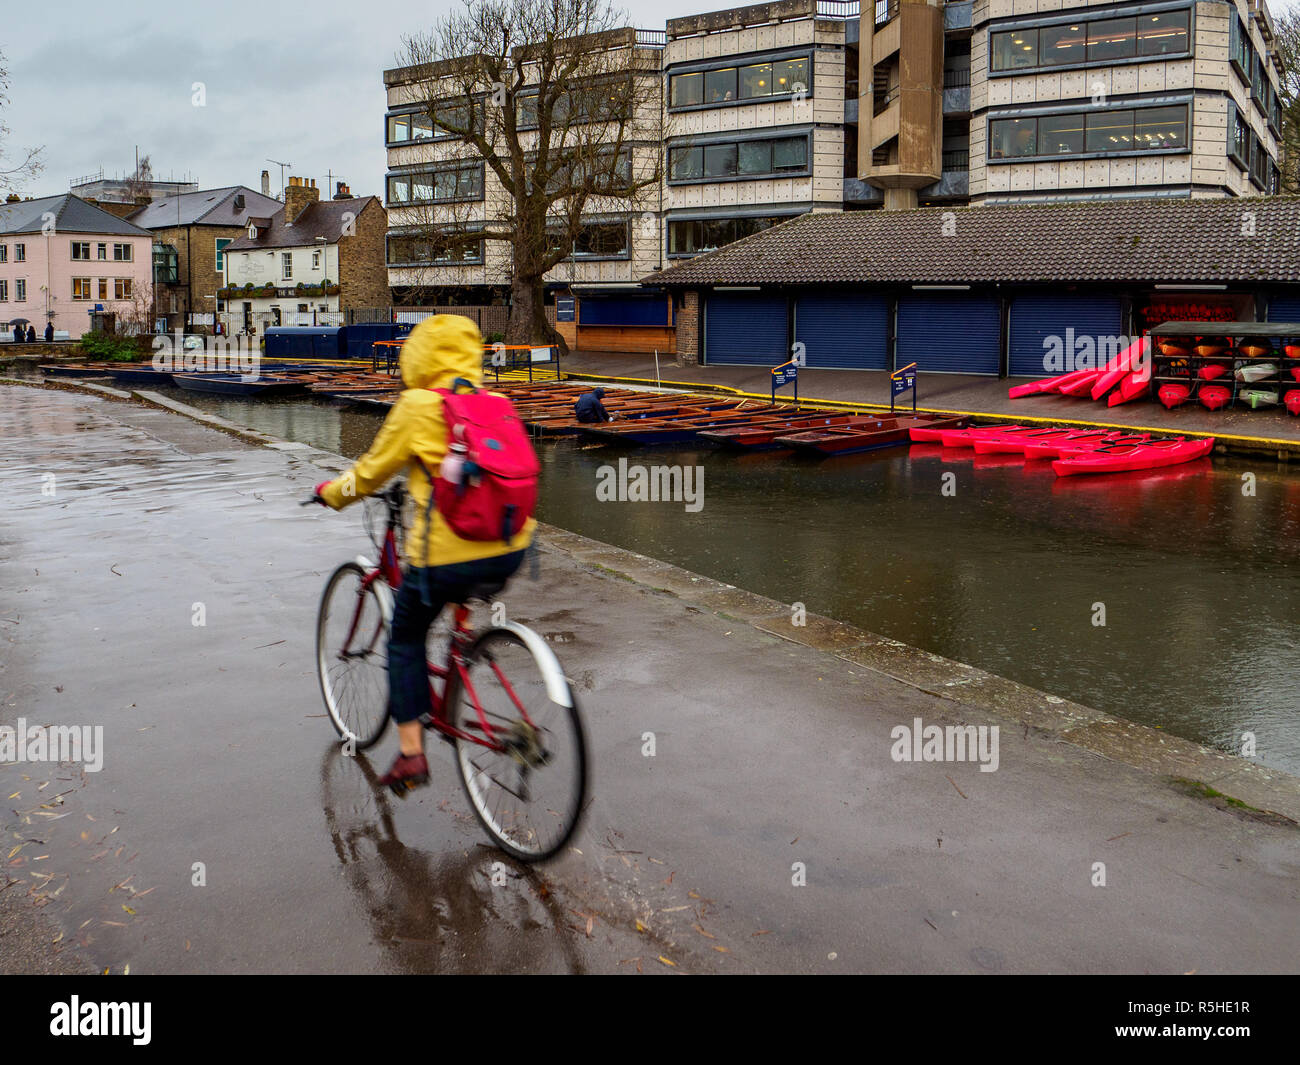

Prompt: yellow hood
[{"left": 399, "top": 314, "right": 485, "bottom": 392}]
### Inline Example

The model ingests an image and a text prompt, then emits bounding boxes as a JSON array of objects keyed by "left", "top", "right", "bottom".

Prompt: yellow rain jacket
[{"left": 318, "top": 314, "right": 536, "bottom": 567}]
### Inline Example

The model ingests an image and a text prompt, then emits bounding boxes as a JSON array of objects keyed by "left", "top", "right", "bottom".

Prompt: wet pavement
[
  {"left": 1, "top": 383, "right": 1297, "bottom": 974},
  {"left": 561, "top": 351, "right": 1300, "bottom": 450}
]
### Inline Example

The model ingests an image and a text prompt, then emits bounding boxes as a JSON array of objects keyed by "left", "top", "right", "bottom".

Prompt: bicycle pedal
[{"left": 388, "top": 774, "right": 429, "bottom": 798}]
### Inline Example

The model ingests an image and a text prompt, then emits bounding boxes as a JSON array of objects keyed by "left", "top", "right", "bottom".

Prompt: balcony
[
  {"left": 843, "top": 177, "right": 884, "bottom": 204},
  {"left": 873, "top": 85, "right": 899, "bottom": 116},
  {"left": 942, "top": 68, "right": 970, "bottom": 115},
  {"left": 873, "top": 0, "right": 898, "bottom": 29},
  {"left": 943, "top": 0, "right": 972, "bottom": 32},
  {"left": 815, "top": 0, "right": 860, "bottom": 16}
]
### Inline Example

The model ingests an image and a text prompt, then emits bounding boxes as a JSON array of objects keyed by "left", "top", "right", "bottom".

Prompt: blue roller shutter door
[
  {"left": 792, "top": 292, "right": 889, "bottom": 369},
  {"left": 704, "top": 294, "right": 789, "bottom": 365},
  {"left": 1266, "top": 295, "right": 1300, "bottom": 322},
  {"left": 1009, "top": 294, "right": 1124, "bottom": 377},
  {"left": 896, "top": 294, "right": 1002, "bottom": 374}
]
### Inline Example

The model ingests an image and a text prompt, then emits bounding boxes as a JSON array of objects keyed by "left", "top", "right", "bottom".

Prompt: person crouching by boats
[{"left": 574, "top": 387, "right": 613, "bottom": 424}]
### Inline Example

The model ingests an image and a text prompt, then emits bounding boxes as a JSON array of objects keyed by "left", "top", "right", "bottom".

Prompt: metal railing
[
  {"left": 816, "top": 1, "right": 861, "bottom": 17},
  {"left": 874, "top": 0, "right": 899, "bottom": 27},
  {"left": 873, "top": 86, "right": 899, "bottom": 115},
  {"left": 942, "top": 149, "right": 970, "bottom": 172},
  {"left": 943, "top": 68, "right": 971, "bottom": 89},
  {"left": 635, "top": 28, "right": 666, "bottom": 47}
]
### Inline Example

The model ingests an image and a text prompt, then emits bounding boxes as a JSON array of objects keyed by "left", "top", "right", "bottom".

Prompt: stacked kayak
[{"left": 1006, "top": 338, "right": 1151, "bottom": 407}]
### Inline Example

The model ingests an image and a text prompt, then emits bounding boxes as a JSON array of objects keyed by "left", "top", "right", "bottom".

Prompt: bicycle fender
[
  {"left": 356, "top": 555, "right": 394, "bottom": 620},
  {"left": 495, "top": 622, "right": 573, "bottom": 709}
]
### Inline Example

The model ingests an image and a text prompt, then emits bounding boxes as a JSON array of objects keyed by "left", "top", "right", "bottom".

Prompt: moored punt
[
  {"left": 38, "top": 363, "right": 116, "bottom": 378},
  {"left": 108, "top": 365, "right": 176, "bottom": 385},
  {"left": 172, "top": 374, "right": 310, "bottom": 397},
  {"left": 1052, "top": 437, "right": 1214, "bottom": 477},
  {"left": 698, "top": 413, "right": 879, "bottom": 449},
  {"left": 777, "top": 414, "right": 970, "bottom": 455},
  {"left": 581, "top": 404, "right": 799, "bottom": 446}
]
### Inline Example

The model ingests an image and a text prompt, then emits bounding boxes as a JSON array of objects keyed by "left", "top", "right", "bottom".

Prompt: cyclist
[{"left": 314, "top": 315, "right": 534, "bottom": 793}]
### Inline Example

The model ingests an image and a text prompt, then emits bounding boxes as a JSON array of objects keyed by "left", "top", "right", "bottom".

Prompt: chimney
[
  {"left": 261, "top": 169, "right": 270, "bottom": 196},
  {"left": 283, "top": 175, "right": 319, "bottom": 226},
  {"left": 333, "top": 182, "right": 353, "bottom": 200}
]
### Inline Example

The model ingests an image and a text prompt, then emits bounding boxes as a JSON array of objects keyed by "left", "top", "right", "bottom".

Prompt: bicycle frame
[{"left": 339, "top": 486, "right": 538, "bottom": 754}]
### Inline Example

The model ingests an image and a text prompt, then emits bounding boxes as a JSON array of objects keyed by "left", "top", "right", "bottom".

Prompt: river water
[{"left": 124, "top": 388, "right": 1300, "bottom": 775}]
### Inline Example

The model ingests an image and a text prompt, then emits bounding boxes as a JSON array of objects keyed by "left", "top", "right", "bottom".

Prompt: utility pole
[{"left": 267, "top": 159, "right": 291, "bottom": 200}]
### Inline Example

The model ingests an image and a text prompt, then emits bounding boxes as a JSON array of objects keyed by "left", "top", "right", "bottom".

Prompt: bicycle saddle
[{"left": 463, "top": 580, "right": 507, "bottom": 604}]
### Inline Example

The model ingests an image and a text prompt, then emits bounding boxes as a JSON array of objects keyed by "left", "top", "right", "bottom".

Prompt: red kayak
[
  {"left": 1052, "top": 437, "right": 1214, "bottom": 477},
  {"left": 1199, "top": 385, "right": 1232, "bottom": 411},
  {"left": 1106, "top": 369, "right": 1151, "bottom": 406},
  {"left": 937, "top": 424, "right": 1030, "bottom": 448},
  {"left": 1007, "top": 381, "right": 1048, "bottom": 399},
  {"left": 1089, "top": 338, "right": 1149, "bottom": 401},
  {"left": 974, "top": 427, "right": 1101, "bottom": 455},
  {"left": 1022, "top": 431, "right": 1147, "bottom": 460},
  {"left": 1157, "top": 383, "right": 1191, "bottom": 409},
  {"left": 1200, "top": 363, "right": 1230, "bottom": 381},
  {"left": 1057, "top": 370, "right": 1104, "bottom": 397},
  {"left": 1286, "top": 391, "right": 1300, "bottom": 416}
]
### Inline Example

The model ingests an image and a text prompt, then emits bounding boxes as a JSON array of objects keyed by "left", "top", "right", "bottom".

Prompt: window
[
  {"left": 1039, "top": 24, "right": 1086, "bottom": 67},
  {"left": 670, "top": 136, "right": 808, "bottom": 181},
  {"left": 15, "top": 279, "right": 24, "bottom": 302},
  {"left": 71, "top": 241, "right": 90, "bottom": 260},
  {"left": 112, "top": 243, "right": 132, "bottom": 262},
  {"left": 98, "top": 279, "right": 108, "bottom": 300},
  {"left": 740, "top": 62, "right": 772, "bottom": 100},
  {"left": 1087, "top": 18, "right": 1136, "bottom": 63},
  {"left": 386, "top": 165, "right": 482, "bottom": 205},
  {"left": 705, "top": 68, "right": 737, "bottom": 103},
  {"left": 667, "top": 215, "right": 790, "bottom": 256},
  {"left": 15, "top": 243, "right": 26, "bottom": 262},
  {"left": 311, "top": 250, "right": 321, "bottom": 269},
  {"left": 1085, "top": 109, "right": 1134, "bottom": 152},
  {"left": 671, "top": 72, "right": 702, "bottom": 107},
  {"left": 988, "top": 117, "right": 1037, "bottom": 158},
  {"left": 547, "top": 222, "right": 629, "bottom": 259},
  {"left": 1230, "top": 17, "right": 1251, "bottom": 81},
  {"left": 704, "top": 144, "right": 739, "bottom": 178},
  {"left": 114, "top": 278, "right": 132, "bottom": 300},
  {"left": 1136, "top": 12, "right": 1188, "bottom": 56},
  {"left": 281, "top": 252, "right": 293, "bottom": 279},
  {"left": 773, "top": 58, "right": 809, "bottom": 96},
  {"left": 1228, "top": 103, "right": 1250, "bottom": 168},
  {"left": 97, "top": 243, "right": 106, "bottom": 260},
  {"left": 0, "top": 280, "right": 7, "bottom": 302},
  {"left": 992, "top": 29, "right": 1039, "bottom": 71},
  {"left": 215, "top": 238, "right": 231, "bottom": 271},
  {"left": 1038, "top": 113, "right": 1085, "bottom": 155},
  {"left": 0, "top": 246, "right": 7, "bottom": 263},
  {"left": 72, "top": 278, "right": 91, "bottom": 300},
  {"left": 1134, "top": 105, "right": 1186, "bottom": 150},
  {"left": 988, "top": 105, "right": 1186, "bottom": 161},
  {"left": 386, "top": 112, "right": 434, "bottom": 143},
  {"left": 387, "top": 231, "right": 483, "bottom": 265}
]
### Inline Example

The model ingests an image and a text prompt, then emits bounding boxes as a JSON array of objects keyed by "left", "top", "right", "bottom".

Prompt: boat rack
[{"left": 1148, "top": 321, "right": 1300, "bottom": 412}]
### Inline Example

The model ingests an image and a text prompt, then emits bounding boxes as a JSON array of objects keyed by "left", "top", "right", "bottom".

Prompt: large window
[
  {"left": 547, "top": 222, "right": 629, "bottom": 259},
  {"left": 14, "top": 279, "right": 24, "bottom": 302},
  {"left": 386, "top": 164, "right": 483, "bottom": 205},
  {"left": 14, "top": 244, "right": 24, "bottom": 262},
  {"left": 387, "top": 231, "right": 483, "bottom": 266},
  {"left": 388, "top": 100, "right": 471, "bottom": 143},
  {"left": 113, "top": 243, "right": 132, "bottom": 262},
  {"left": 989, "top": 104, "right": 1188, "bottom": 160},
  {"left": 72, "top": 278, "right": 91, "bottom": 301},
  {"left": 114, "top": 278, "right": 132, "bottom": 300},
  {"left": 669, "top": 55, "right": 810, "bottom": 108},
  {"left": 0, "top": 246, "right": 6, "bottom": 263},
  {"left": 387, "top": 111, "right": 435, "bottom": 144},
  {"left": 668, "top": 135, "right": 809, "bottom": 182},
  {"left": 667, "top": 215, "right": 792, "bottom": 257},
  {"left": 1228, "top": 103, "right": 1250, "bottom": 169},
  {"left": 215, "top": 238, "right": 231, "bottom": 271},
  {"left": 0, "top": 280, "right": 7, "bottom": 302},
  {"left": 281, "top": 253, "right": 293, "bottom": 280},
  {"left": 71, "top": 241, "right": 90, "bottom": 260},
  {"left": 991, "top": 9, "right": 1189, "bottom": 73}
]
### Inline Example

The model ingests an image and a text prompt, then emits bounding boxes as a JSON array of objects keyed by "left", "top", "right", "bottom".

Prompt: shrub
[{"left": 79, "top": 331, "right": 143, "bottom": 362}]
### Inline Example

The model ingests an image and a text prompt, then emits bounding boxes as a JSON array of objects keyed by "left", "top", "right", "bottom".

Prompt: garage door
[
  {"left": 1266, "top": 295, "right": 1300, "bottom": 322},
  {"left": 896, "top": 294, "right": 1001, "bottom": 374},
  {"left": 792, "top": 292, "right": 889, "bottom": 369},
  {"left": 1009, "top": 294, "right": 1124, "bottom": 377},
  {"left": 704, "top": 294, "right": 789, "bottom": 365}
]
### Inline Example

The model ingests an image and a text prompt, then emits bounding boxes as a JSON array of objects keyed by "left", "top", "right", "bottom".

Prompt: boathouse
[{"left": 640, "top": 197, "right": 1300, "bottom": 376}]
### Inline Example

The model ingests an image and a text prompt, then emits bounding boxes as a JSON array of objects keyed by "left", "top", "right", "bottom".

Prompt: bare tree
[
  {"left": 395, "top": 0, "right": 663, "bottom": 349},
  {"left": 0, "top": 50, "right": 44, "bottom": 193},
  {"left": 124, "top": 155, "right": 154, "bottom": 201},
  {"left": 1275, "top": 10, "right": 1300, "bottom": 194}
]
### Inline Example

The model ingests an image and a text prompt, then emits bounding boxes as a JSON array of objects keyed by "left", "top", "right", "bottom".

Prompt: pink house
[{"left": 0, "top": 194, "right": 153, "bottom": 338}]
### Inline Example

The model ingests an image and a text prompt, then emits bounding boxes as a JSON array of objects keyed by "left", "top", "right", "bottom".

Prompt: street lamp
[{"left": 314, "top": 236, "right": 328, "bottom": 326}]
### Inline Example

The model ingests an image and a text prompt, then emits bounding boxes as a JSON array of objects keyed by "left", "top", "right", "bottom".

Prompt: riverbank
[
  {"left": 2, "top": 377, "right": 1297, "bottom": 974},
  {"left": 560, "top": 351, "right": 1300, "bottom": 459}
]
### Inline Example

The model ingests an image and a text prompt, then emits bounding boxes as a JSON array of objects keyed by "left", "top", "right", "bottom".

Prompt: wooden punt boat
[
  {"left": 581, "top": 405, "right": 798, "bottom": 446},
  {"left": 172, "top": 374, "right": 309, "bottom": 397},
  {"left": 108, "top": 365, "right": 176, "bottom": 385},
  {"left": 1052, "top": 437, "right": 1214, "bottom": 477},
  {"left": 698, "top": 413, "right": 877, "bottom": 449},
  {"left": 776, "top": 414, "right": 969, "bottom": 455},
  {"left": 39, "top": 362, "right": 115, "bottom": 377}
]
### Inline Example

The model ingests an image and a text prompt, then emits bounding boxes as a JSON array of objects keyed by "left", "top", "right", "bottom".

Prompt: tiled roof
[
  {"left": 0, "top": 194, "right": 150, "bottom": 237},
  {"left": 643, "top": 198, "right": 1300, "bottom": 287},
  {"left": 128, "top": 186, "right": 281, "bottom": 229},
  {"left": 222, "top": 197, "right": 381, "bottom": 251}
]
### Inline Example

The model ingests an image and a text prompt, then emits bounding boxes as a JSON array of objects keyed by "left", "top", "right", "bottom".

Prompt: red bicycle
[{"left": 309, "top": 482, "right": 587, "bottom": 862}]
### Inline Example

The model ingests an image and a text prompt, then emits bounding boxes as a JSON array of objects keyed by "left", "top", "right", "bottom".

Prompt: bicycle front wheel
[
  {"left": 317, "top": 561, "right": 391, "bottom": 750},
  {"left": 450, "top": 626, "right": 587, "bottom": 862}
]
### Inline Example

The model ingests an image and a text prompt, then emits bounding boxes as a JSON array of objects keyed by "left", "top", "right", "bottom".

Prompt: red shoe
[{"left": 378, "top": 752, "right": 429, "bottom": 796}]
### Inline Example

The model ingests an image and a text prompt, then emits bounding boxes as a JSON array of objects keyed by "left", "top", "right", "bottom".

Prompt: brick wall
[
  {"left": 152, "top": 223, "right": 251, "bottom": 328},
  {"left": 676, "top": 291, "right": 699, "bottom": 364},
  {"left": 338, "top": 199, "right": 391, "bottom": 312}
]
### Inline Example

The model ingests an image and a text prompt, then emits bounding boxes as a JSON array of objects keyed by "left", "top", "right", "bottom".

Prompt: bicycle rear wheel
[
  {"left": 449, "top": 626, "right": 587, "bottom": 862},
  {"left": 317, "top": 561, "right": 391, "bottom": 750}
]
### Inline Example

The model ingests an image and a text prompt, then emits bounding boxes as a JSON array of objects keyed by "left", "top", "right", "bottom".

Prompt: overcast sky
[{"left": 0, "top": 0, "right": 712, "bottom": 204}]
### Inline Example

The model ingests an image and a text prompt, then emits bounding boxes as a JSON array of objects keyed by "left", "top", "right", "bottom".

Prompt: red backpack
[{"left": 422, "top": 380, "right": 539, "bottom": 545}]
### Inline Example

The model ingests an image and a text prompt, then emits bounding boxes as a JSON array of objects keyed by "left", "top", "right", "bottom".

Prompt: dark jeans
[{"left": 387, "top": 551, "right": 525, "bottom": 724}]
